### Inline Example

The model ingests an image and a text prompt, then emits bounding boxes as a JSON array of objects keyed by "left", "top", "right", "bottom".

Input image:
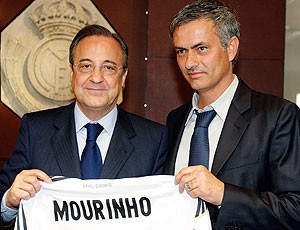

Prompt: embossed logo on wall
[{"left": 1, "top": 0, "right": 116, "bottom": 117}]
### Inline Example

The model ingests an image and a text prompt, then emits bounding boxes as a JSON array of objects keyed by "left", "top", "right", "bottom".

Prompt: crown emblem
[{"left": 30, "top": 0, "right": 94, "bottom": 37}]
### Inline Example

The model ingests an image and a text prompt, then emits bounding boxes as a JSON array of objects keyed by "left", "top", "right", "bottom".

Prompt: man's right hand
[{"left": 6, "top": 169, "right": 52, "bottom": 209}]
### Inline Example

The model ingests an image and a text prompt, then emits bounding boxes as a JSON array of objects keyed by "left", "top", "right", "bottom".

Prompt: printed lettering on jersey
[{"left": 15, "top": 175, "right": 207, "bottom": 230}]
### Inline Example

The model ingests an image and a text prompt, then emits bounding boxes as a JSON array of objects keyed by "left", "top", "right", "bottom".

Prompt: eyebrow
[
  {"left": 191, "top": 42, "right": 204, "bottom": 49},
  {"left": 102, "top": 60, "right": 118, "bottom": 66},
  {"left": 174, "top": 42, "right": 205, "bottom": 51},
  {"left": 78, "top": 58, "right": 118, "bottom": 66},
  {"left": 174, "top": 46, "right": 186, "bottom": 50},
  {"left": 78, "top": 58, "right": 93, "bottom": 63}
]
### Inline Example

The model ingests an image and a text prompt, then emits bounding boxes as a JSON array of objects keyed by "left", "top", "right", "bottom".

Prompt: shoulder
[
  {"left": 235, "top": 80, "right": 299, "bottom": 113},
  {"left": 168, "top": 103, "right": 191, "bottom": 117},
  {"left": 21, "top": 103, "right": 75, "bottom": 124},
  {"left": 166, "top": 102, "right": 191, "bottom": 125},
  {"left": 251, "top": 89, "right": 299, "bottom": 114}
]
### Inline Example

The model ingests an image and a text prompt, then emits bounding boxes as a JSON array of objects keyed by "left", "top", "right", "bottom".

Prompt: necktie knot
[
  {"left": 194, "top": 109, "right": 216, "bottom": 128},
  {"left": 85, "top": 123, "right": 103, "bottom": 141}
]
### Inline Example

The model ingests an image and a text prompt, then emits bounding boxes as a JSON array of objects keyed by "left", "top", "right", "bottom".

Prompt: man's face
[
  {"left": 71, "top": 35, "right": 127, "bottom": 119},
  {"left": 173, "top": 18, "right": 237, "bottom": 105}
]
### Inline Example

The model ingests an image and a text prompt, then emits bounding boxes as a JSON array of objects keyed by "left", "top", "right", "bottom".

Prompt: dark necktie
[
  {"left": 81, "top": 123, "right": 103, "bottom": 179},
  {"left": 189, "top": 109, "right": 216, "bottom": 216}
]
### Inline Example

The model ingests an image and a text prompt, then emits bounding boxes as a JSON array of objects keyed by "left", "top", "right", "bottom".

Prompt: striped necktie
[{"left": 189, "top": 109, "right": 216, "bottom": 215}]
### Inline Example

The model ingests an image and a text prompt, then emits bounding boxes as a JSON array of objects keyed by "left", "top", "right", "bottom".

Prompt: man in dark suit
[
  {"left": 163, "top": 0, "right": 300, "bottom": 229},
  {"left": 0, "top": 25, "right": 168, "bottom": 226}
]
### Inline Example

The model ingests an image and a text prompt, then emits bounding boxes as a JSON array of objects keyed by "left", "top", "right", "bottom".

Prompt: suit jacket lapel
[
  {"left": 211, "top": 81, "right": 251, "bottom": 175},
  {"left": 100, "top": 108, "right": 135, "bottom": 179},
  {"left": 52, "top": 103, "right": 82, "bottom": 178},
  {"left": 164, "top": 103, "right": 192, "bottom": 174}
]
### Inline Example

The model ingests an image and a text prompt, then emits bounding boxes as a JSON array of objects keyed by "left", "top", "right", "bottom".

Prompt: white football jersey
[{"left": 15, "top": 175, "right": 211, "bottom": 230}]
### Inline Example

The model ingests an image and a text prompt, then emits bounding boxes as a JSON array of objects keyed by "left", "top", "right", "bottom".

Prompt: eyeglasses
[{"left": 73, "top": 62, "right": 123, "bottom": 75}]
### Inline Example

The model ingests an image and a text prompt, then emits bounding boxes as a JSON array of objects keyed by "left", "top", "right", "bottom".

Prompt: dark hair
[
  {"left": 69, "top": 24, "right": 128, "bottom": 68},
  {"left": 170, "top": 0, "right": 240, "bottom": 66}
]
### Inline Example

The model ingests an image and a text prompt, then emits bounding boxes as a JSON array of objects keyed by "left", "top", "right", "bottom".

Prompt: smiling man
[
  {"left": 0, "top": 24, "right": 168, "bottom": 227},
  {"left": 163, "top": 0, "right": 300, "bottom": 229}
]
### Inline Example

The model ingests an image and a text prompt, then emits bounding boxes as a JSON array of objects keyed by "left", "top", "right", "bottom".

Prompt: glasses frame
[{"left": 73, "top": 61, "right": 124, "bottom": 76}]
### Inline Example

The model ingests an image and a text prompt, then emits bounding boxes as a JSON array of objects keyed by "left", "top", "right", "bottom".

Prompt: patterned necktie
[
  {"left": 81, "top": 123, "right": 103, "bottom": 179},
  {"left": 189, "top": 109, "right": 216, "bottom": 216}
]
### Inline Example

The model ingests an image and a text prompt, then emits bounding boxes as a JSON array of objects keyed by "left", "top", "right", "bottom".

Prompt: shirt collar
[
  {"left": 186, "top": 75, "right": 239, "bottom": 125},
  {"left": 74, "top": 103, "right": 117, "bottom": 136}
]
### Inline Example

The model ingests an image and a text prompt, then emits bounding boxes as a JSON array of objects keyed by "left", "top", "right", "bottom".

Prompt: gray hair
[
  {"left": 69, "top": 24, "right": 128, "bottom": 69},
  {"left": 170, "top": 0, "right": 240, "bottom": 66}
]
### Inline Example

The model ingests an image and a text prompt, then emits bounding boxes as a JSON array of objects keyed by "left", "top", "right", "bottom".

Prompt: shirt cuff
[{"left": 1, "top": 190, "right": 18, "bottom": 222}]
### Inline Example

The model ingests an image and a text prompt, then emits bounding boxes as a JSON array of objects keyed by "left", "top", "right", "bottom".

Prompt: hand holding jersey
[
  {"left": 6, "top": 170, "right": 51, "bottom": 209},
  {"left": 15, "top": 176, "right": 211, "bottom": 230}
]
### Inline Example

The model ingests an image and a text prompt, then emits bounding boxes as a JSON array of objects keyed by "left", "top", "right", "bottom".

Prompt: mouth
[
  {"left": 86, "top": 87, "right": 106, "bottom": 95},
  {"left": 187, "top": 70, "right": 206, "bottom": 79}
]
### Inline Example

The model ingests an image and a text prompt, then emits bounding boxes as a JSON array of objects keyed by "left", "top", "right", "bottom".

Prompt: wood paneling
[
  {"left": 145, "top": 58, "right": 193, "bottom": 124},
  {"left": 95, "top": 0, "right": 149, "bottom": 116},
  {"left": 147, "top": 0, "right": 285, "bottom": 124},
  {"left": 226, "top": 0, "right": 285, "bottom": 59}
]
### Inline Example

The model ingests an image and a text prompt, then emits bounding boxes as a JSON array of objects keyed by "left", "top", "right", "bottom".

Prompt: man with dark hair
[
  {"left": 0, "top": 24, "right": 168, "bottom": 226},
  {"left": 163, "top": 1, "right": 300, "bottom": 229}
]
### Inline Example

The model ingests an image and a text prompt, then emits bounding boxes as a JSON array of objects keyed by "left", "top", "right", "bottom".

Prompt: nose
[
  {"left": 89, "top": 68, "right": 104, "bottom": 83},
  {"left": 185, "top": 52, "right": 199, "bottom": 70}
]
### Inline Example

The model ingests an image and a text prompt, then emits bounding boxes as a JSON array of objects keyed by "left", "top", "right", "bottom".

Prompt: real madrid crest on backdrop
[{"left": 1, "top": 0, "right": 118, "bottom": 117}]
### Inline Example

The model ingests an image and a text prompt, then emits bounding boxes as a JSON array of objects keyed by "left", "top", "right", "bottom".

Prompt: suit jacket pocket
[{"left": 222, "top": 150, "right": 263, "bottom": 170}]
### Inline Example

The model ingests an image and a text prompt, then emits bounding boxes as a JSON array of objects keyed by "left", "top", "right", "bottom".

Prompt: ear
[
  {"left": 70, "top": 64, "right": 74, "bottom": 79},
  {"left": 227, "top": 36, "right": 239, "bottom": 62},
  {"left": 70, "top": 64, "right": 75, "bottom": 90},
  {"left": 121, "top": 68, "right": 128, "bottom": 88}
]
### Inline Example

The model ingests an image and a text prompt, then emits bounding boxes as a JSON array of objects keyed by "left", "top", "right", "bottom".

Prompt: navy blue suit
[
  {"left": 0, "top": 102, "right": 168, "bottom": 224},
  {"left": 163, "top": 81, "right": 300, "bottom": 229}
]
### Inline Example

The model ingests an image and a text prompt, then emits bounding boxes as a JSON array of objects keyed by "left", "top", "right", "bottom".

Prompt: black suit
[
  {"left": 163, "top": 81, "right": 300, "bottom": 229},
  {"left": 0, "top": 103, "right": 168, "bottom": 225}
]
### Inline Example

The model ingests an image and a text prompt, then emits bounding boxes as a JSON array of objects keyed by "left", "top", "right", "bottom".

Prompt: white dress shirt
[
  {"left": 74, "top": 103, "right": 117, "bottom": 162},
  {"left": 174, "top": 75, "right": 239, "bottom": 174}
]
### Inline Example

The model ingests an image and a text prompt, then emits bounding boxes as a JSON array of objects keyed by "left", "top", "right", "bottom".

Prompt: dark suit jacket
[
  {"left": 163, "top": 81, "right": 300, "bottom": 230},
  {"left": 0, "top": 103, "right": 168, "bottom": 225}
]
